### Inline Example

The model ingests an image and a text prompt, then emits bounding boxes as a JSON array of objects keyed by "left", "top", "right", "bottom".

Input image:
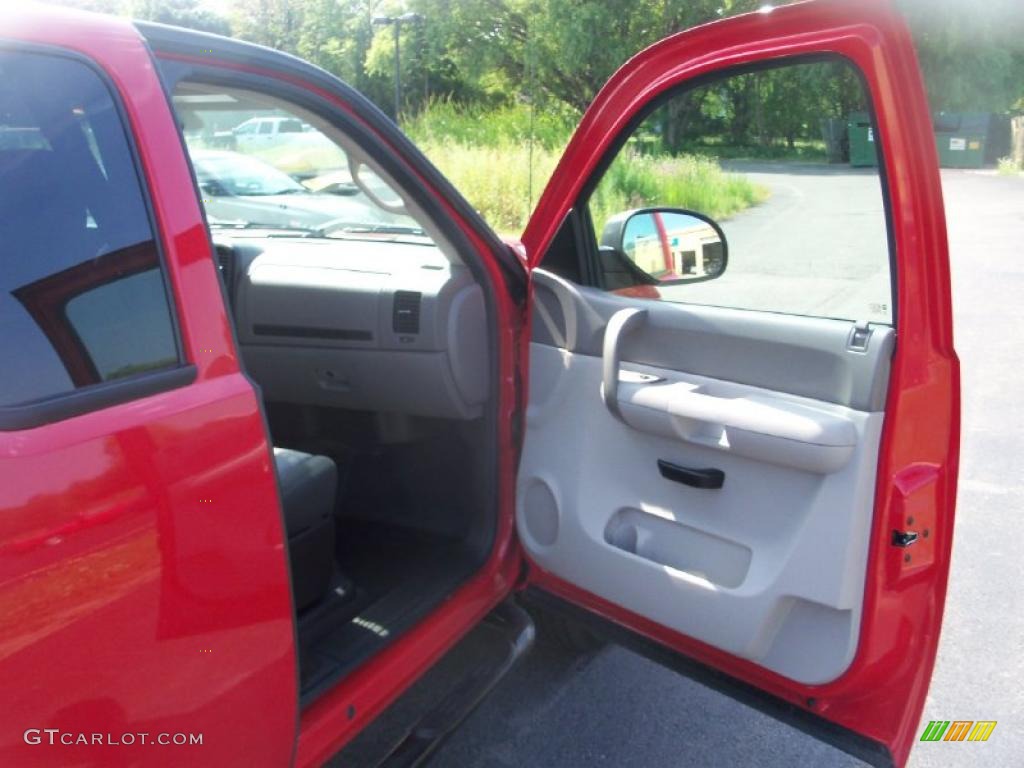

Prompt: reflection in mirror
[{"left": 621, "top": 210, "right": 726, "bottom": 282}]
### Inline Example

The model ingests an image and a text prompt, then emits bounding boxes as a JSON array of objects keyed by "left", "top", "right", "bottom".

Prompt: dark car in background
[{"left": 192, "top": 149, "right": 423, "bottom": 236}]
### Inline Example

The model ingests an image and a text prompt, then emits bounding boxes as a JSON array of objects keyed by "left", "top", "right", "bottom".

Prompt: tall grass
[
  {"left": 590, "top": 151, "right": 769, "bottom": 232},
  {"left": 405, "top": 98, "right": 576, "bottom": 150},
  {"left": 415, "top": 139, "right": 562, "bottom": 234},
  {"left": 408, "top": 102, "right": 767, "bottom": 234}
]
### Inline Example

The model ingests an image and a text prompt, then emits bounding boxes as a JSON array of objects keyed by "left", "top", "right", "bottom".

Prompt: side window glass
[
  {"left": 585, "top": 58, "right": 892, "bottom": 324},
  {"left": 0, "top": 51, "right": 180, "bottom": 409},
  {"left": 173, "top": 83, "right": 436, "bottom": 245}
]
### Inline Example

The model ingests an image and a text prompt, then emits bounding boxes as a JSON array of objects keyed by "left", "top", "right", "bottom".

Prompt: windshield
[{"left": 174, "top": 84, "right": 431, "bottom": 244}]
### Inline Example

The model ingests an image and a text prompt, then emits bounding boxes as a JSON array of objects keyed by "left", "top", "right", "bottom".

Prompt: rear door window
[{"left": 0, "top": 51, "right": 180, "bottom": 410}]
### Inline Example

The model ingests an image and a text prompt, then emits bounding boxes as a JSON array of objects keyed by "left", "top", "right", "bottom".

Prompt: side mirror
[{"left": 600, "top": 208, "right": 728, "bottom": 285}]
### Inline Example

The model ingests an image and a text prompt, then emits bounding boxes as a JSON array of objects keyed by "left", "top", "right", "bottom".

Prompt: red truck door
[
  {"left": 519, "top": 2, "right": 958, "bottom": 766},
  {"left": 0, "top": 8, "right": 297, "bottom": 766}
]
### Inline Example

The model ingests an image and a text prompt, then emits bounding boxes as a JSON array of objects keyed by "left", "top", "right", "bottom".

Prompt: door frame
[
  {"left": 521, "top": 2, "right": 959, "bottom": 765},
  {"left": 139, "top": 22, "right": 531, "bottom": 766}
]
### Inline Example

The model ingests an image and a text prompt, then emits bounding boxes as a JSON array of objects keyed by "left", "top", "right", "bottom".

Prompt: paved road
[
  {"left": 658, "top": 161, "right": 892, "bottom": 324},
  {"left": 337, "top": 167, "right": 1024, "bottom": 767},
  {"left": 439, "top": 167, "right": 1024, "bottom": 768}
]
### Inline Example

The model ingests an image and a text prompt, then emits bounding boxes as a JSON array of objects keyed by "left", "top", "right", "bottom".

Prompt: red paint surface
[
  {"left": 0, "top": 2, "right": 957, "bottom": 766},
  {"left": 0, "top": 7, "right": 297, "bottom": 766},
  {"left": 1, "top": 5, "right": 527, "bottom": 766},
  {"left": 652, "top": 210, "right": 674, "bottom": 274},
  {"left": 523, "top": 2, "right": 958, "bottom": 765}
]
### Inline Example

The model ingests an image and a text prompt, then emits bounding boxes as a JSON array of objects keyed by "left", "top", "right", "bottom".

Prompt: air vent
[{"left": 392, "top": 291, "right": 422, "bottom": 334}]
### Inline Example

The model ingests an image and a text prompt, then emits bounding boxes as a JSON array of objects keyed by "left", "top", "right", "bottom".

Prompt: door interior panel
[
  {"left": 532, "top": 270, "right": 893, "bottom": 411},
  {"left": 518, "top": 270, "right": 892, "bottom": 684}
]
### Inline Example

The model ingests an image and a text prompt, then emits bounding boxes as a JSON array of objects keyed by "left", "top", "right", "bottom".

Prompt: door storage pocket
[{"left": 604, "top": 507, "right": 751, "bottom": 589}]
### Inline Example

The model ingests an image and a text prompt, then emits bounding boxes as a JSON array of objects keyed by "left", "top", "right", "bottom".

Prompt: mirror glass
[{"left": 621, "top": 211, "right": 725, "bottom": 282}]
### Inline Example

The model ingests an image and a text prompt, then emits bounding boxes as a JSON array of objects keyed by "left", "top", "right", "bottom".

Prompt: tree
[
  {"left": 895, "top": 0, "right": 1024, "bottom": 113},
  {"left": 130, "top": 0, "right": 231, "bottom": 34}
]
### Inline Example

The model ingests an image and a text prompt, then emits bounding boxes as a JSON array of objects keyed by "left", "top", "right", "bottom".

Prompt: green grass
[
  {"left": 408, "top": 103, "right": 768, "bottom": 235},
  {"left": 673, "top": 136, "right": 830, "bottom": 162},
  {"left": 415, "top": 141, "right": 767, "bottom": 235},
  {"left": 590, "top": 151, "right": 768, "bottom": 234},
  {"left": 414, "top": 139, "right": 562, "bottom": 234},
  {"left": 404, "top": 98, "right": 576, "bottom": 150}
]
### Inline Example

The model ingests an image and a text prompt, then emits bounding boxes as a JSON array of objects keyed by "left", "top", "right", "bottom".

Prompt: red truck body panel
[{"left": 0, "top": 8, "right": 297, "bottom": 766}]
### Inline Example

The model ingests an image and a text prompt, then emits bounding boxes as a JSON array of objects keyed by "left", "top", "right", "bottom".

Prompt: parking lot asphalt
[
  {"left": 659, "top": 160, "right": 893, "bottom": 324},
  {"left": 335, "top": 166, "right": 1024, "bottom": 768}
]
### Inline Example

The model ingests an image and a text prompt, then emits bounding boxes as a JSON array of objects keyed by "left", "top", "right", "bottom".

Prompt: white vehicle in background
[{"left": 211, "top": 116, "right": 309, "bottom": 150}]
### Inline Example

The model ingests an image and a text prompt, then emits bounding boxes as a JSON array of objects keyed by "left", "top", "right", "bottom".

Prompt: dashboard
[{"left": 215, "top": 236, "right": 489, "bottom": 420}]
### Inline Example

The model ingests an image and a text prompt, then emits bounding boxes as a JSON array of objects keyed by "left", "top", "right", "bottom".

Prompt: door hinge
[{"left": 891, "top": 529, "right": 919, "bottom": 548}]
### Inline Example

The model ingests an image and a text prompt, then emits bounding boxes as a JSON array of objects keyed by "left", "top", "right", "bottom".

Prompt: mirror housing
[{"left": 600, "top": 208, "right": 728, "bottom": 285}]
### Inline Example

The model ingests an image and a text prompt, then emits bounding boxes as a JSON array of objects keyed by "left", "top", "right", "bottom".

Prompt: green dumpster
[
  {"left": 847, "top": 112, "right": 878, "bottom": 167},
  {"left": 933, "top": 112, "right": 986, "bottom": 168}
]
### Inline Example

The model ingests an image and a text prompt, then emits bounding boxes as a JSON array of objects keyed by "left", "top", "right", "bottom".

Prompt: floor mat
[{"left": 298, "top": 520, "right": 481, "bottom": 706}]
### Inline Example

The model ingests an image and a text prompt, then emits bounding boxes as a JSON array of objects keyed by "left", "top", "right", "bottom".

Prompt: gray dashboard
[{"left": 217, "top": 236, "right": 488, "bottom": 419}]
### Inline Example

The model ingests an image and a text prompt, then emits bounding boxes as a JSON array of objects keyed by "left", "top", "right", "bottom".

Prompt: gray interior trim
[
  {"left": 614, "top": 366, "right": 860, "bottom": 474},
  {"left": 520, "top": 269, "right": 895, "bottom": 685},
  {"left": 532, "top": 269, "right": 894, "bottom": 412},
  {"left": 601, "top": 307, "right": 648, "bottom": 421},
  {"left": 519, "top": 343, "right": 885, "bottom": 684},
  {"left": 223, "top": 238, "right": 488, "bottom": 419}
]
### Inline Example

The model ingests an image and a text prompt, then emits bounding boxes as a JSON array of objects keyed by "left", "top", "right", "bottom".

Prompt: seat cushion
[
  {"left": 273, "top": 447, "right": 337, "bottom": 612},
  {"left": 273, "top": 447, "right": 337, "bottom": 534}
]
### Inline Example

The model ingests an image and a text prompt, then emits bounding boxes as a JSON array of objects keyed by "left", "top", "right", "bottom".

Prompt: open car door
[{"left": 517, "top": 2, "right": 958, "bottom": 767}]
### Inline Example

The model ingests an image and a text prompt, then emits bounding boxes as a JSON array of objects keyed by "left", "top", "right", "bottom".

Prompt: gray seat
[{"left": 274, "top": 447, "right": 337, "bottom": 612}]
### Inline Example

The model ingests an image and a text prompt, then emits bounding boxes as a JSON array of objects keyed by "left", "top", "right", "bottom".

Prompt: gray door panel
[
  {"left": 532, "top": 269, "right": 893, "bottom": 412},
  {"left": 520, "top": 268, "right": 893, "bottom": 684}
]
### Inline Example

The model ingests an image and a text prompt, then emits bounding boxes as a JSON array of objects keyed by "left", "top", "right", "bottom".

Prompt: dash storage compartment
[{"left": 603, "top": 507, "right": 751, "bottom": 589}]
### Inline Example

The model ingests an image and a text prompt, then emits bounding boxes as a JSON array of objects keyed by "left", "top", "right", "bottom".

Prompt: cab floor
[{"left": 297, "top": 519, "right": 478, "bottom": 705}]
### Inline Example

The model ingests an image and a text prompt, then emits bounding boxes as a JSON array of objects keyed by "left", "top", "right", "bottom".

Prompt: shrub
[{"left": 997, "top": 156, "right": 1020, "bottom": 175}]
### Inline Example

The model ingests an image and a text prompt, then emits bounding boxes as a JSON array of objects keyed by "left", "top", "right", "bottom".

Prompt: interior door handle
[
  {"left": 602, "top": 307, "right": 648, "bottom": 421},
  {"left": 657, "top": 460, "right": 725, "bottom": 490}
]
